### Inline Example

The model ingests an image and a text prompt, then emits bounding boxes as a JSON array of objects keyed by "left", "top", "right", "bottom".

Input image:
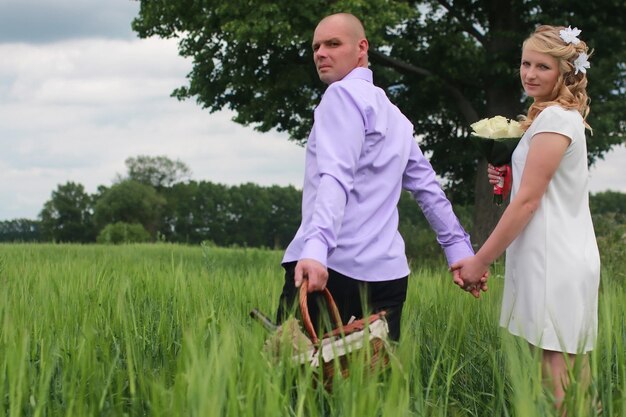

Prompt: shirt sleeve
[
  {"left": 300, "top": 84, "right": 366, "bottom": 265},
  {"left": 402, "top": 140, "right": 474, "bottom": 265},
  {"left": 532, "top": 106, "right": 578, "bottom": 144}
]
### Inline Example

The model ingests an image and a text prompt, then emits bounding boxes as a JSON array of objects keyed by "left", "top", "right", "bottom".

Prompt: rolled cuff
[
  {"left": 442, "top": 240, "right": 475, "bottom": 266},
  {"left": 300, "top": 238, "right": 328, "bottom": 267}
]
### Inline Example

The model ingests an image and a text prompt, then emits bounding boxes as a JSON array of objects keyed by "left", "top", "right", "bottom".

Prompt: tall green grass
[{"left": 0, "top": 243, "right": 623, "bottom": 416}]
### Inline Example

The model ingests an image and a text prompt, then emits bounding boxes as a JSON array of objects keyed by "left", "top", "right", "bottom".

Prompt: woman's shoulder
[
  {"left": 537, "top": 105, "right": 582, "bottom": 122},
  {"left": 530, "top": 105, "right": 584, "bottom": 142}
]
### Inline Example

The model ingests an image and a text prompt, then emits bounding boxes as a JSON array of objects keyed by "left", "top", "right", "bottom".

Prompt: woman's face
[{"left": 520, "top": 47, "right": 561, "bottom": 102}]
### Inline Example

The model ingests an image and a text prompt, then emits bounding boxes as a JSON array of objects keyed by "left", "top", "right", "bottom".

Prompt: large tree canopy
[{"left": 132, "top": 0, "right": 625, "bottom": 244}]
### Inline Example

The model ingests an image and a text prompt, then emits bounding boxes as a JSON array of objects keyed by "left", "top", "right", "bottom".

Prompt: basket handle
[{"left": 298, "top": 279, "right": 344, "bottom": 345}]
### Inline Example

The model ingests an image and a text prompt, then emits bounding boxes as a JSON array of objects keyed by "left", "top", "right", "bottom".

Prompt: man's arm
[
  {"left": 298, "top": 84, "right": 366, "bottom": 291},
  {"left": 402, "top": 140, "right": 474, "bottom": 265}
]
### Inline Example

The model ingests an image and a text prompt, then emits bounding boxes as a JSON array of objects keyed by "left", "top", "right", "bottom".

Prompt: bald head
[
  {"left": 317, "top": 13, "right": 366, "bottom": 42},
  {"left": 312, "top": 13, "right": 369, "bottom": 84}
]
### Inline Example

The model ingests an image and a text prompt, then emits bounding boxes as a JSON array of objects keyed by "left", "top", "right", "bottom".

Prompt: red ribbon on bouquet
[{"left": 493, "top": 164, "right": 512, "bottom": 205}]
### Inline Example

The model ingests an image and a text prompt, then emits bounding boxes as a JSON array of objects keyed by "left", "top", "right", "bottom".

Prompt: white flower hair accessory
[
  {"left": 558, "top": 26, "right": 590, "bottom": 75},
  {"left": 559, "top": 26, "right": 582, "bottom": 45},
  {"left": 574, "top": 52, "right": 591, "bottom": 74}
]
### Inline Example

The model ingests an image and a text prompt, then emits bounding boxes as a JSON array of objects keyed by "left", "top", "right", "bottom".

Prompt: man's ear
[{"left": 358, "top": 38, "right": 369, "bottom": 60}]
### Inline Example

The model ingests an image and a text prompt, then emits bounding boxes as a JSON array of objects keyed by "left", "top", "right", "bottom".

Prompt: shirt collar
[{"left": 340, "top": 67, "right": 373, "bottom": 83}]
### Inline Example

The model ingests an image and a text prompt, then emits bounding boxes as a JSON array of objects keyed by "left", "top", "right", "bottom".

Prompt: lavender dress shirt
[{"left": 282, "top": 67, "right": 473, "bottom": 282}]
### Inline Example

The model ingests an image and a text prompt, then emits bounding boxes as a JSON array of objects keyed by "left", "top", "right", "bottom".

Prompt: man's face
[{"left": 312, "top": 17, "right": 366, "bottom": 85}]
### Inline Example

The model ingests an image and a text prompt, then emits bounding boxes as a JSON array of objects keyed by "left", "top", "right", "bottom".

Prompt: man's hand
[
  {"left": 450, "top": 257, "right": 489, "bottom": 299},
  {"left": 295, "top": 258, "right": 329, "bottom": 292},
  {"left": 452, "top": 269, "right": 482, "bottom": 298}
]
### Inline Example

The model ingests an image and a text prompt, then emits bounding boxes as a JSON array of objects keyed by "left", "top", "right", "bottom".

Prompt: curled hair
[{"left": 520, "top": 25, "right": 592, "bottom": 132}]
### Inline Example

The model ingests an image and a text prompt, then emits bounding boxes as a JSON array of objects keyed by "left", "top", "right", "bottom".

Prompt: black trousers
[{"left": 275, "top": 262, "right": 408, "bottom": 341}]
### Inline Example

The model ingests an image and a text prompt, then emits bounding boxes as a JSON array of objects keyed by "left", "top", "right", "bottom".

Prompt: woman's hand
[
  {"left": 451, "top": 255, "right": 490, "bottom": 298},
  {"left": 488, "top": 163, "right": 504, "bottom": 185}
]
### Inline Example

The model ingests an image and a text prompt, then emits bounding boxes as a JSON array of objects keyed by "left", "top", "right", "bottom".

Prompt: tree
[
  {"left": 122, "top": 155, "right": 191, "bottom": 189},
  {"left": 133, "top": 0, "right": 626, "bottom": 245},
  {"left": 227, "top": 183, "right": 273, "bottom": 247},
  {"left": 97, "top": 222, "right": 151, "bottom": 244},
  {"left": 0, "top": 219, "right": 41, "bottom": 242},
  {"left": 590, "top": 190, "right": 626, "bottom": 218},
  {"left": 161, "top": 181, "right": 232, "bottom": 244},
  {"left": 93, "top": 180, "right": 166, "bottom": 238},
  {"left": 589, "top": 191, "right": 625, "bottom": 280},
  {"left": 39, "top": 182, "right": 95, "bottom": 242},
  {"left": 160, "top": 181, "right": 302, "bottom": 247},
  {"left": 266, "top": 185, "right": 302, "bottom": 249}
]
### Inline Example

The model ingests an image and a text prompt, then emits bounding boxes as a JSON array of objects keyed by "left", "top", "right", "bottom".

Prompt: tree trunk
[
  {"left": 471, "top": 0, "right": 524, "bottom": 248},
  {"left": 471, "top": 159, "right": 506, "bottom": 248}
]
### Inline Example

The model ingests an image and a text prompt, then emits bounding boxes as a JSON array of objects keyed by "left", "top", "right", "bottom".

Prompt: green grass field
[{"left": 0, "top": 244, "right": 623, "bottom": 416}]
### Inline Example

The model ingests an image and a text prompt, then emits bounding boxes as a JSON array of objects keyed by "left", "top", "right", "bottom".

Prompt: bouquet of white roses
[{"left": 470, "top": 116, "right": 524, "bottom": 204}]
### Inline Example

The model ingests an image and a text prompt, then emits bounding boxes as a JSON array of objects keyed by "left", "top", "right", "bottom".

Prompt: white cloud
[{"left": 0, "top": 37, "right": 305, "bottom": 220}]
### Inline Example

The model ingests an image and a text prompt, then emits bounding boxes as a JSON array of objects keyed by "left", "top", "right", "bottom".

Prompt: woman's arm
[{"left": 452, "top": 131, "right": 571, "bottom": 283}]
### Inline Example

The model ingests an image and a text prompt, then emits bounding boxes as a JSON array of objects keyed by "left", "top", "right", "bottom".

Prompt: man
[{"left": 276, "top": 13, "right": 476, "bottom": 341}]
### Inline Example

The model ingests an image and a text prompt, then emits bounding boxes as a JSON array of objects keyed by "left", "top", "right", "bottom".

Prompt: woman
[{"left": 452, "top": 25, "right": 600, "bottom": 410}]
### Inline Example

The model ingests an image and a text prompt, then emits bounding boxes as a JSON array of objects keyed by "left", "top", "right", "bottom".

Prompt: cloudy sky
[{"left": 1, "top": 1, "right": 624, "bottom": 221}]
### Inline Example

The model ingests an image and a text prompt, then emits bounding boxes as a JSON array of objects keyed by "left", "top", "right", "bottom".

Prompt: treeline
[
  {"left": 0, "top": 180, "right": 303, "bottom": 248},
  {"left": 1, "top": 156, "right": 625, "bottom": 261},
  {"left": 0, "top": 177, "right": 450, "bottom": 253},
  {"left": 0, "top": 156, "right": 305, "bottom": 246}
]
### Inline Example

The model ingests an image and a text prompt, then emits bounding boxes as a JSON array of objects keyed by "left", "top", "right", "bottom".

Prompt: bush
[
  {"left": 590, "top": 191, "right": 626, "bottom": 219},
  {"left": 593, "top": 212, "right": 626, "bottom": 286},
  {"left": 97, "top": 222, "right": 151, "bottom": 244}
]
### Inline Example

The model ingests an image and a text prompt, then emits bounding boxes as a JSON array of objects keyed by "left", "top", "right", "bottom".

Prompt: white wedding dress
[{"left": 500, "top": 105, "right": 601, "bottom": 353}]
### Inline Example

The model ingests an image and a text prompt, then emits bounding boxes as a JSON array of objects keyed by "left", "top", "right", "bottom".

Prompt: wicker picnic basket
[{"left": 297, "top": 280, "right": 391, "bottom": 388}]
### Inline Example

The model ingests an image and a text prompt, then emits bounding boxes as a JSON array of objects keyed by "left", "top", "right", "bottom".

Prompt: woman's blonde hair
[{"left": 520, "top": 25, "right": 592, "bottom": 131}]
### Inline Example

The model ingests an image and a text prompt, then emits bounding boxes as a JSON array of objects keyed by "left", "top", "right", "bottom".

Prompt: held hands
[
  {"left": 294, "top": 258, "right": 329, "bottom": 292},
  {"left": 450, "top": 256, "right": 490, "bottom": 298},
  {"left": 448, "top": 165, "right": 496, "bottom": 298}
]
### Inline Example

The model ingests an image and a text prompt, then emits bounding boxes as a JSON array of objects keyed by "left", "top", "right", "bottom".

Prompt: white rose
[
  {"left": 470, "top": 118, "right": 493, "bottom": 137},
  {"left": 488, "top": 116, "right": 511, "bottom": 139},
  {"left": 471, "top": 116, "right": 523, "bottom": 139},
  {"left": 506, "top": 120, "right": 524, "bottom": 138}
]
